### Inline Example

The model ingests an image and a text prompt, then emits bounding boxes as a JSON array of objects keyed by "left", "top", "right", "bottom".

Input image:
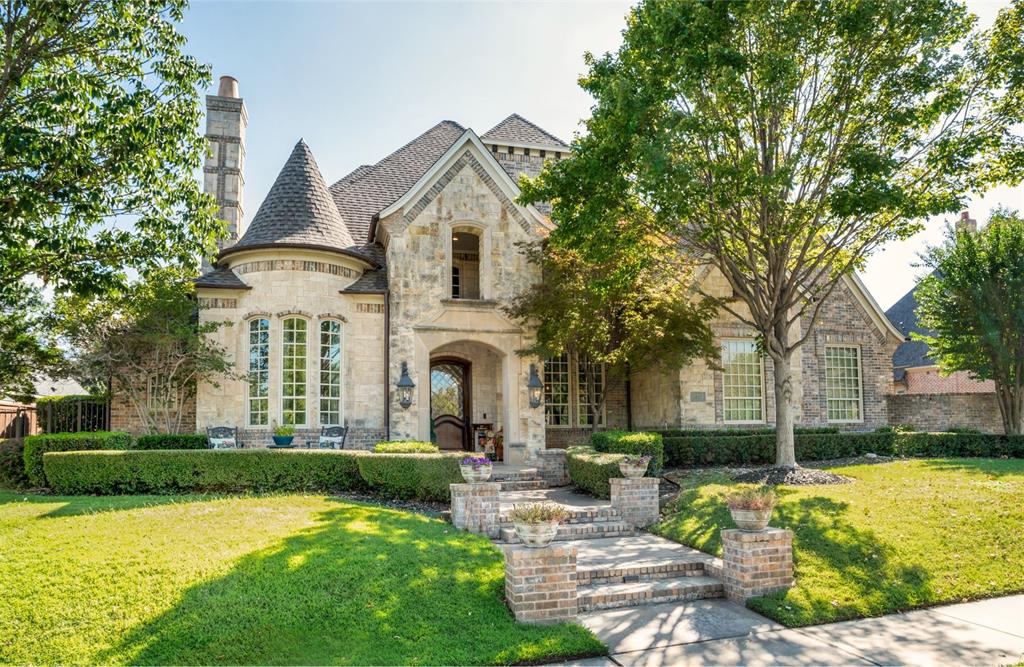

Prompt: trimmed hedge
[
  {"left": 565, "top": 446, "right": 627, "bottom": 499},
  {"left": 356, "top": 452, "right": 463, "bottom": 501},
  {"left": 134, "top": 434, "right": 209, "bottom": 450},
  {"left": 656, "top": 426, "right": 839, "bottom": 438},
  {"left": 23, "top": 431, "right": 130, "bottom": 486},
  {"left": 591, "top": 430, "right": 664, "bottom": 476},
  {"left": 0, "top": 439, "right": 28, "bottom": 489},
  {"left": 373, "top": 441, "right": 439, "bottom": 454}
]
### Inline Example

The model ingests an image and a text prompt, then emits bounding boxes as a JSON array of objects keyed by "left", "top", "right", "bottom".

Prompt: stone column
[
  {"left": 450, "top": 482, "right": 500, "bottom": 537},
  {"left": 533, "top": 449, "right": 568, "bottom": 487},
  {"left": 721, "top": 528, "right": 794, "bottom": 602},
  {"left": 503, "top": 544, "right": 578, "bottom": 624},
  {"left": 610, "top": 477, "right": 660, "bottom": 528}
]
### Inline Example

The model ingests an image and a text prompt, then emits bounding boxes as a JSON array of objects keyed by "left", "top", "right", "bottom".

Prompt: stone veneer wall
[{"left": 887, "top": 392, "right": 1003, "bottom": 433}]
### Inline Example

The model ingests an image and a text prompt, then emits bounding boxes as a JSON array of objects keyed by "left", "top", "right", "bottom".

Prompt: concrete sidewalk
[{"left": 567, "top": 594, "right": 1024, "bottom": 666}]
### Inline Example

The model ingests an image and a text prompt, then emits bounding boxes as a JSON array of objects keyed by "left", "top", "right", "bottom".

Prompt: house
[{"left": 110, "top": 76, "right": 906, "bottom": 458}]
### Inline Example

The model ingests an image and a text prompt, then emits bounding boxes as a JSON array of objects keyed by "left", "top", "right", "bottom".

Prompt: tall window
[
  {"left": 451, "top": 228, "right": 480, "bottom": 299},
  {"left": 247, "top": 318, "right": 269, "bottom": 426},
  {"left": 544, "top": 353, "right": 571, "bottom": 426},
  {"left": 319, "top": 320, "right": 342, "bottom": 425},
  {"left": 577, "top": 357, "right": 605, "bottom": 427},
  {"left": 722, "top": 339, "right": 763, "bottom": 422},
  {"left": 282, "top": 318, "right": 307, "bottom": 426},
  {"left": 826, "top": 346, "right": 862, "bottom": 422}
]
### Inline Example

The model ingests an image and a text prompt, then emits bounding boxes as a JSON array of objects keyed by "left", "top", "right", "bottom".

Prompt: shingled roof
[
  {"left": 482, "top": 113, "right": 569, "bottom": 149},
  {"left": 223, "top": 139, "right": 356, "bottom": 257},
  {"left": 885, "top": 277, "right": 933, "bottom": 373},
  {"left": 194, "top": 267, "right": 250, "bottom": 290}
]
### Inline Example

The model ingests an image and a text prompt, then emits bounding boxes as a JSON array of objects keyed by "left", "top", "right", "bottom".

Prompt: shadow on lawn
[
  {"left": 920, "top": 457, "right": 1024, "bottom": 478},
  {"left": 0, "top": 491, "right": 233, "bottom": 518},
  {"left": 96, "top": 500, "right": 601, "bottom": 666}
]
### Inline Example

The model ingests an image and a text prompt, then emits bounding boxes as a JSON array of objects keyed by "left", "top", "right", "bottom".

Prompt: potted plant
[
  {"left": 618, "top": 454, "right": 652, "bottom": 479},
  {"left": 508, "top": 502, "right": 571, "bottom": 548},
  {"left": 725, "top": 487, "right": 777, "bottom": 531},
  {"left": 460, "top": 455, "right": 493, "bottom": 483},
  {"left": 272, "top": 422, "right": 295, "bottom": 447}
]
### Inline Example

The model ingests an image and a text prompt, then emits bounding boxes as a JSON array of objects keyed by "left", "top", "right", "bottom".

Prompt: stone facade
[
  {"left": 502, "top": 543, "right": 578, "bottom": 624},
  {"left": 721, "top": 528, "right": 795, "bottom": 603},
  {"left": 610, "top": 477, "right": 660, "bottom": 528},
  {"left": 887, "top": 392, "right": 1004, "bottom": 433},
  {"left": 450, "top": 482, "right": 501, "bottom": 537}
]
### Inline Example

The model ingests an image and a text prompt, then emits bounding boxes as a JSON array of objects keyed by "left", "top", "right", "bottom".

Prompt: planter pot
[
  {"left": 618, "top": 460, "right": 649, "bottom": 479},
  {"left": 514, "top": 521, "right": 560, "bottom": 548},
  {"left": 460, "top": 463, "right": 493, "bottom": 483},
  {"left": 730, "top": 507, "right": 773, "bottom": 531},
  {"left": 272, "top": 435, "right": 295, "bottom": 447}
]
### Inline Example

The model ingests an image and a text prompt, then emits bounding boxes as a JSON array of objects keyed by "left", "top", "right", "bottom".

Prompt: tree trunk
[
  {"left": 773, "top": 353, "right": 797, "bottom": 468},
  {"left": 996, "top": 380, "right": 1023, "bottom": 435}
]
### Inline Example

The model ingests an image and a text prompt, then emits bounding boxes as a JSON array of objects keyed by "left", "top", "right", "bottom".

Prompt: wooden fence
[{"left": 0, "top": 399, "right": 109, "bottom": 439}]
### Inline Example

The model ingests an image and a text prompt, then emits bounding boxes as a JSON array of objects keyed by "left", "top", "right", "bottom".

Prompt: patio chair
[
  {"left": 206, "top": 426, "right": 239, "bottom": 449},
  {"left": 307, "top": 425, "right": 348, "bottom": 450}
]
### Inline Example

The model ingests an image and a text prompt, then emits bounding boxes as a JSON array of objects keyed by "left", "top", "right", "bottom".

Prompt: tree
[
  {"left": 57, "top": 271, "right": 235, "bottom": 434},
  {"left": 0, "top": 283, "right": 61, "bottom": 402},
  {"left": 0, "top": 0, "right": 220, "bottom": 300},
  {"left": 506, "top": 240, "right": 719, "bottom": 432},
  {"left": 521, "top": 0, "right": 1024, "bottom": 467},
  {"left": 915, "top": 208, "right": 1024, "bottom": 435}
]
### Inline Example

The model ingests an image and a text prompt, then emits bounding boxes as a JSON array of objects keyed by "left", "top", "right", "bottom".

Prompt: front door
[{"left": 430, "top": 359, "right": 471, "bottom": 451}]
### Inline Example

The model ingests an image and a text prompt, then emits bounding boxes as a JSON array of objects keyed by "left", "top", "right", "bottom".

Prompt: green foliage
[
  {"left": 591, "top": 430, "right": 664, "bottom": 475},
  {"left": 133, "top": 434, "right": 208, "bottom": 450},
  {"left": 916, "top": 208, "right": 1024, "bottom": 434},
  {"left": 373, "top": 441, "right": 439, "bottom": 454},
  {"left": 0, "top": 283, "right": 62, "bottom": 402},
  {"left": 0, "top": 439, "right": 28, "bottom": 489},
  {"left": 23, "top": 431, "right": 130, "bottom": 486},
  {"left": 355, "top": 453, "right": 463, "bottom": 502},
  {"left": 0, "top": 0, "right": 220, "bottom": 305},
  {"left": 724, "top": 487, "right": 777, "bottom": 511},
  {"left": 35, "top": 394, "right": 109, "bottom": 433},
  {"left": 272, "top": 423, "right": 295, "bottom": 437},
  {"left": 658, "top": 426, "right": 838, "bottom": 438},
  {"left": 565, "top": 446, "right": 627, "bottom": 499}
]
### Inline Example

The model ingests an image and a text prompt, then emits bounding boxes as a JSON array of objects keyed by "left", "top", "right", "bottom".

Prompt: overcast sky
[{"left": 181, "top": 0, "right": 1023, "bottom": 310}]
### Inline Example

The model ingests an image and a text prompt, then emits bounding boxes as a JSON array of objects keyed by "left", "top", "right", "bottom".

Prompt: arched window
[
  {"left": 319, "top": 319, "right": 343, "bottom": 425},
  {"left": 451, "top": 228, "right": 480, "bottom": 299},
  {"left": 247, "top": 318, "right": 270, "bottom": 426},
  {"left": 281, "top": 318, "right": 308, "bottom": 426}
]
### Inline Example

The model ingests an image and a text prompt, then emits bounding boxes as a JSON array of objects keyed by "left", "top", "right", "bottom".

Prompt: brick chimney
[
  {"left": 956, "top": 210, "right": 977, "bottom": 234},
  {"left": 203, "top": 75, "right": 247, "bottom": 265}
]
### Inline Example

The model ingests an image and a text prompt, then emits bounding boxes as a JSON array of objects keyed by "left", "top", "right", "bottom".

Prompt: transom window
[
  {"left": 319, "top": 320, "right": 342, "bottom": 426},
  {"left": 281, "top": 318, "right": 308, "bottom": 426},
  {"left": 247, "top": 318, "right": 269, "bottom": 426},
  {"left": 722, "top": 339, "right": 764, "bottom": 422},
  {"left": 544, "top": 353, "right": 605, "bottom": 427},
  {"left": 826, "top": 346, "right": 862, "bottom": 422}
]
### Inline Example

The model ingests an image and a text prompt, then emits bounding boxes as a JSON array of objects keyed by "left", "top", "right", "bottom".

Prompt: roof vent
[{"left": 217, "top": 75, "right": 239, "bottom": 98}]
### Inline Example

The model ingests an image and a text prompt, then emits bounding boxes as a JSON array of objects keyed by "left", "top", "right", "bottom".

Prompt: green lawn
[
  {"left": 0, "top": 492, "right": 604, "bottom": 665},
  {"left": 654, "top": 458, "right": 1024, "bottom": 627}
]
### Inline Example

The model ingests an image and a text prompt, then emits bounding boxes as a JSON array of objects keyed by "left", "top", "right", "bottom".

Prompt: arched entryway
[{"left": 430, "top": 357, "right": 471, "bottom": 450}]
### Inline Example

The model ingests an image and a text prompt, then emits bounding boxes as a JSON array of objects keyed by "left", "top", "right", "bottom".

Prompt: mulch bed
[
  {"left": 332, "top": 491, "right": 448, "bottom": 516},
  {"left": 731, "top": 466, "right": 854, "bottom": 486}
]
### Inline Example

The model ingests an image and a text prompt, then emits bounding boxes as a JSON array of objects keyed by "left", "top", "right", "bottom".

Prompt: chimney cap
[{"left": 217, "top": 75, "right": 239, "bottom": 98}]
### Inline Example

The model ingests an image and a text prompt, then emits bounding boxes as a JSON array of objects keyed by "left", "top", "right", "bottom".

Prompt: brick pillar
[
  {"left": 450, "top": 482, "right": 500, "bottom": 537},
  {"left": 721, "top": 528, "right": 794, "bottom": 602},
  {"left": 610, "top": 477, "right": 660, "bottom": 528},
  {"left": 534, "top": 449, "right": 568, "bottom": 487},
  {"left": 503, "top": 544, "right": 578, "bottom": 624}
]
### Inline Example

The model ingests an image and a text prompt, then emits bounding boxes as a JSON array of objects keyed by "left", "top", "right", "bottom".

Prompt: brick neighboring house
[
  {"left": 111, "top": 75, "right": 907, "bottom": 455},
  {"left": 883, "top": 213, "right": 1003, "bottom": 432}
]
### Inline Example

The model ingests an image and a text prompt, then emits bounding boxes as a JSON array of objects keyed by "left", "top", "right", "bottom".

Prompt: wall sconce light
[
  {"left": 527, "top": 363, "right": 543, "bottom": 409},
  {"left": 397, "top": 361, "right": 415, "bottom": 409}
]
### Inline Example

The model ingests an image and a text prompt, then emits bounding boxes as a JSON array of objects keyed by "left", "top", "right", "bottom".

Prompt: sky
[{"left": 179, "top": 0, "right": 1023, "bottom": 311}]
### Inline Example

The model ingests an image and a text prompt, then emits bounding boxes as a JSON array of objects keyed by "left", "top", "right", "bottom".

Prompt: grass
[
  {"left": 0, "top": 492, "right": 604, "bottom": 665},
  {"left": 653, "top": 458, "right": 1024, "bottom": 627}
]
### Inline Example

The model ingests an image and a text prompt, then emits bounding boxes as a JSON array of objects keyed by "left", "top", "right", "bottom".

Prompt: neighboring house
[
  {"left": 884, "top": 213, "right": 1003, "bottom": 432},
  {"left": 111, "top": 76, "right": 906, "bottom": 457}
]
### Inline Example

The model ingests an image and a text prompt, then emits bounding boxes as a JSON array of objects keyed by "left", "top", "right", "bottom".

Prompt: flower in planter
[
  {"left": 507, "top": 502, "right": 571, "bottom": 524},
  {"left": 621, "top": 454, "right": 653, "bottom": 466},
  {"left": 461, "top": 455, "right": 491, "bottom": 469},
  {"left": 725, "top": 486, "right": 777, "bottom": 511}
]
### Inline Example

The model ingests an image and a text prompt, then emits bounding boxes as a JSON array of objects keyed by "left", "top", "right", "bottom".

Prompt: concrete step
[
  {"left": 499, "top": 479, "right": 548, "bottom": 492},
  {"left": 499, "top": 521, "right": 636, "bottom": 543},
  {"left": 577, "top": 575, "right": 724, "bottom": 612},
  {"left": 491, "top": 467, "right": 539, "bottom": 482}
]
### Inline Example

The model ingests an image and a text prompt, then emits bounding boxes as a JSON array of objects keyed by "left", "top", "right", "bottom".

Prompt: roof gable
[
  {"left": 885, "top": 274, "right": 936, "bottom": 369},
  {"left": 482, "top": 113, "right": 569, "bottom": 150}
]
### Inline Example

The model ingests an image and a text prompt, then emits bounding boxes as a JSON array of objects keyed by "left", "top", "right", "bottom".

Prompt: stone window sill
[{"left": 441, "top": 298, "right": 499, "bottom": 309}]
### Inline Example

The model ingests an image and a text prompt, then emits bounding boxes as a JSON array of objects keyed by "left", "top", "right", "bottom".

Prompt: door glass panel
[{"left": 430, "top": 363, "right": 464, "bottom": 419}]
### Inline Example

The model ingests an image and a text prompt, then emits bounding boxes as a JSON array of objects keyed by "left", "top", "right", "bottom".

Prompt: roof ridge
[{"left": 482, "top": 113, "right": 568, "bottom": 148}]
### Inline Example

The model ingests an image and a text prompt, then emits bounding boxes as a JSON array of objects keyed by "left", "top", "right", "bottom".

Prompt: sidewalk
[{"left": 566, "top": 594, "right": 1024, "bottom": 666}]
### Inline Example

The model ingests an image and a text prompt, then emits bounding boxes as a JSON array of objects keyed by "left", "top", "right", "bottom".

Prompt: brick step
[
  {"left": 577, "top": 575, "right": 724, "bottom": 612},
  {"left": 499, "top": 521, "right": 636, "bottom": 543},
  {"left": 498, "top": 480, "right": 548, "bottom": 492},
  {"left": 491, "top": 467, "right": 539, "bottom": 482},
  {"left": 499, "top": 506, "right": 622, "bottom": 525},
  {"left": 578, "top": 557, "right": 710, "bottom": 585}
]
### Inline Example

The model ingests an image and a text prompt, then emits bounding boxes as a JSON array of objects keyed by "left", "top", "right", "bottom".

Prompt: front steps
[
  {"left": 498, "top": 520, "right": 637, "bottom": 543},
  {"left": 578, "top": 575, "right": 724, "bottom": 611},
  {"left": 491, "top": 466, "right": 547, "bottom": 492}
]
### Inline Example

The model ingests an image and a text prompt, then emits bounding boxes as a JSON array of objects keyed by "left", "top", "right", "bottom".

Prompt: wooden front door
[{"left": 430, "top": 359, "right": 471, "bottom": 451}]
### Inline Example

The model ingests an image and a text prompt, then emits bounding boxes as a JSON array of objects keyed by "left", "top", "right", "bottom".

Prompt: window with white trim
[
  {"left": 826, "top": 345, "right": 862, "bottom": 422},
  {"left": 247, "top": 318, "right": 269, "bottom": 426},
  {"left": 543, "top": 353, "right": 606, "bottom": 427},
  {"left": 281, "top": 318, "right": 308, "bottom": 426},
  {"left": 722, "top": 339, "right": 764, "bottom": 422},
  {"left": 544, "top": 353, "right": 571, "bottom": 426},
  {"left": 319, "top": 320, "right": 342, "bottom": 426}
]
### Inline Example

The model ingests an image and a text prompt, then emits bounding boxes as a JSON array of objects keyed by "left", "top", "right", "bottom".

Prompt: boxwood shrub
[
  {"left": 373, "top": 441, "right": 439, "bottom": 454},
  {"left": 591, "top": 430, "right": 665, "bottom": 476},
  {"left": 356, "top": 452, "right": 462, "bottom": 501},
  {"left": 0, "top": 439, "right": 28, "bottom": 489},
  {"left": 23, "top": 431, "right": 131, "bottom": 486},
  {"left": 134, "top": 434, "right": 209, "bottom": 450},
  {"left": 565, "top": 445, "right": 627, "bottom": 499}
]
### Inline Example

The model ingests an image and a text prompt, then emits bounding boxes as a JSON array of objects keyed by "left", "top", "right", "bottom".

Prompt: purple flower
[{"left": 461, "top": 456, "right": 491, "bottom": 468}]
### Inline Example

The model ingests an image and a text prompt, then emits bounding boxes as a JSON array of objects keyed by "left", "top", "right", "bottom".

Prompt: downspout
[{"left": 384, "top": 288, "right": 391, "bottom": 441}]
